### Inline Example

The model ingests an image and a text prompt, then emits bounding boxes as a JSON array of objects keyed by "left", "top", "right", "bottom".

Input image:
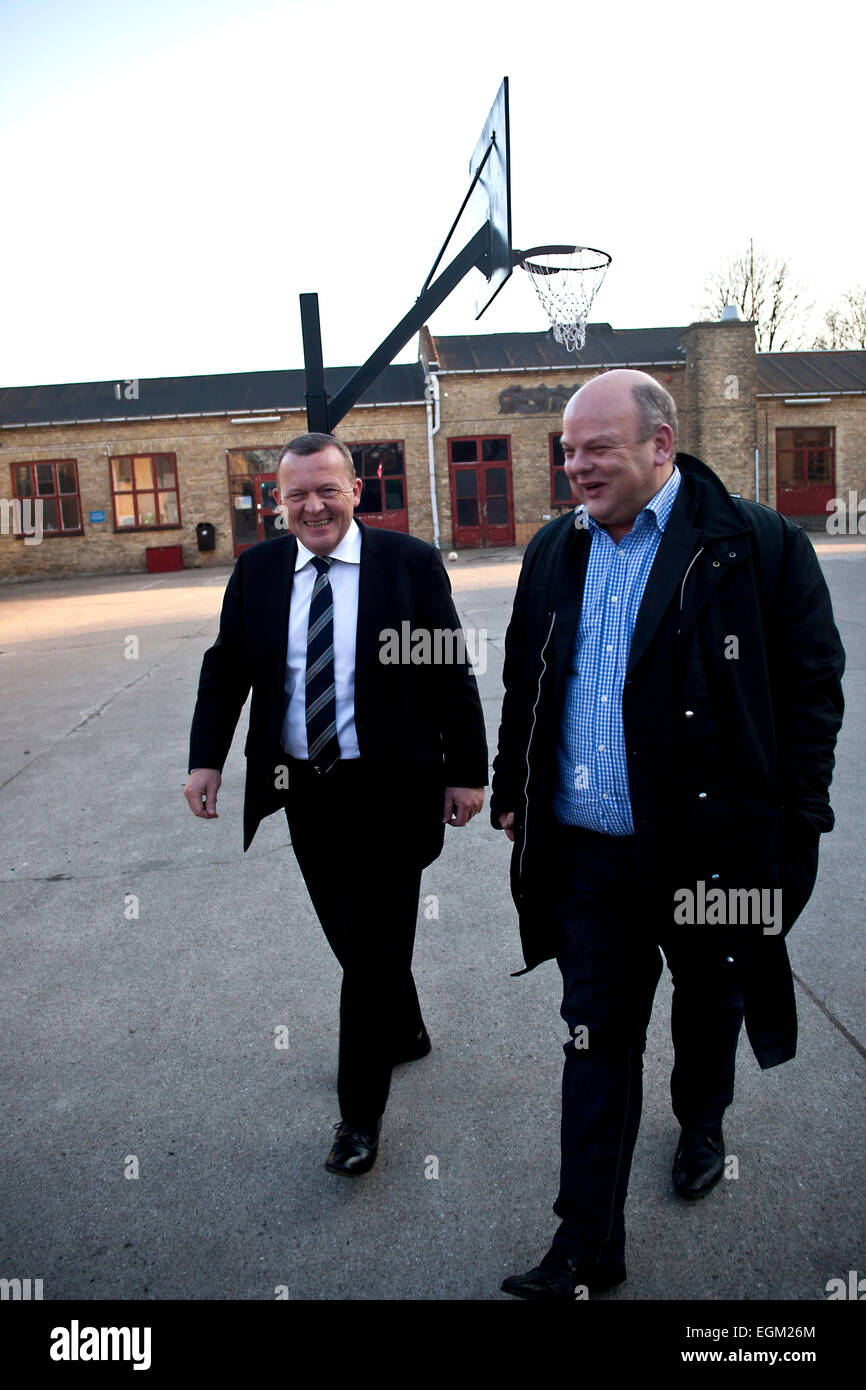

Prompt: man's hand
[
  {"left": 498, "top": 811, "right": 515, "bottom": 842},
  {"left": 442, "top": 786, "right": 485, "bottom": 827},
  {"left": 184, "top": 768, "right": 221, "bottom": 819}
]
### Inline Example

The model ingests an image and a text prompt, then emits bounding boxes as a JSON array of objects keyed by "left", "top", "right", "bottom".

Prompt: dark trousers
[
  {"left": 551, "top": 824, "right": 745, "bottom": 1268},
  {"left": 283, "top": 757, "right": 425, "bottom": 1125}
]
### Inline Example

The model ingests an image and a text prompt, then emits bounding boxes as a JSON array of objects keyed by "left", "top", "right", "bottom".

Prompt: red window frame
[
  {"left": 775, "top": 427, "right": 835, "bottom": 488},
  {"left": 349, "top": 439, "right": 408, "bottom": 531},
  {"left": 110, "top": 453, "right": 182, "bottom": 531},
  {"left": 10, "top": 459, "right": 83, "bottom": 536},
  {"left": 350, "top": 440, "right": 406, "bottom": 511},
  {"left": 549, "top": 433, "right": 573, "bottom": 507}
]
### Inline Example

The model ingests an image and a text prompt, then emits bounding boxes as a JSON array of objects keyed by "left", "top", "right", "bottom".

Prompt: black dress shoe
[
  {"left": 392, "top": 1026, "right": 432, "bottom": 1065},
  {"left": 501, "top": 1246, "right": 626, "bottom": 1300},
  {"left": 324, "top": 1119, "right": 381, "bottom": 1176},
  {"left": 672, "top": 1125, "right": 725, "bottom": 1199}
]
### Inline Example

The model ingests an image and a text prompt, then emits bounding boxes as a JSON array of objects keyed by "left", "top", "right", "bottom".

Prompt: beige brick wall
[
  {"left": 6, "top": 335, "right": 863, "bottom": 582},
  {"left": 678, "top": 320, "right": 758, "bottom": 500},
  {"left": 758, "top": 397, "right": 866, "bottom": 515},
  {"left": 0, "top": 405, "right": 428, "bottom": 582}
]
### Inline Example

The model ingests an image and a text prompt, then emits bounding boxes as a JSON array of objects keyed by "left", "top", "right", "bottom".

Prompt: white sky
[{"left": 1, "top": 0, "right": 863, "bottom": 387}]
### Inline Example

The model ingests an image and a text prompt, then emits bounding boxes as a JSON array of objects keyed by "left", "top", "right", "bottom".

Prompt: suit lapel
[
  {"left": 268, "top": 534, "right": 296, "bottom": 695},
  {"left": 354, "top": 521, "right": 382, "bottom": 722}
]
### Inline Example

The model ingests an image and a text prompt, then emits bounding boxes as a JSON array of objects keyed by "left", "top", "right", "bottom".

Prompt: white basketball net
[{"left": 519, "top": 246, "right": 611, "bottom": 353}]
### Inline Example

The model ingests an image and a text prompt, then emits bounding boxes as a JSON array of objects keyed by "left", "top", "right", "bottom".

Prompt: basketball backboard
[
  {"left": 301, "top": 77, "right": 514, "bottom": 430},
  {"left": 468, "top": 77, "right": 512, "bottom": 318}
]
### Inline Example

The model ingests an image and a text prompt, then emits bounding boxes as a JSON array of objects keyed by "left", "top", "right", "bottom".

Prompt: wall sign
[{"left": 498, "top": 383, "right": 581, "bottom": 415}]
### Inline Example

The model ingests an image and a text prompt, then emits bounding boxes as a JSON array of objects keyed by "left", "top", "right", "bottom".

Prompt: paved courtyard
[{"left": 0, "top": 536, "right": 864, "bottom": 1301}]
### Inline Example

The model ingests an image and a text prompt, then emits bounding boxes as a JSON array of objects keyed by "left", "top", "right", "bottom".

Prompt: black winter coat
[{"left": 490, "top": 453, "right": 845, "bottom": 1068}]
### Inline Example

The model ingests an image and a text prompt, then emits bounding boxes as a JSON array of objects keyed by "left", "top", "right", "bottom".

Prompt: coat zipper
[
  {"left": 518, "top": 610, "right": 556, "bottom": 880},
  {"left": 679, "top": 546, "right": 704, "bottom": 611}
]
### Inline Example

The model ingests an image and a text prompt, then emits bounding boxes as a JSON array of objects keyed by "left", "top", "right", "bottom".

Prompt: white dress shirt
[{"left": 281, "top": 520, "right": 361, "bottom": 759}]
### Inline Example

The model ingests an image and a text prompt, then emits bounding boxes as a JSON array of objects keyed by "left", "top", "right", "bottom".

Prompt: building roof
[
  {"left": 756, "top": 351, "right": 866, "bottom": 396},
  {"left": 0, "top": 363, "right": 427, "bottom": 427},
  {"left": 4, "top": 338, "right": 866, "bottom": 429},
  {"left": 426, "top": 325, "right": 687, "bottom": 371}
]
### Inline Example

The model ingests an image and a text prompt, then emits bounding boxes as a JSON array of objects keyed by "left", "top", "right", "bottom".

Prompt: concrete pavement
[{"left": 0, "top": 537, "right": 863, "bottom": 1301}]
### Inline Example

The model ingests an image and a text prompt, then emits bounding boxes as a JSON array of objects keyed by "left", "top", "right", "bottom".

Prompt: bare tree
[
  {"left": 813, "top": 287, "right": 866, "bottom": 349},
  {"left": 700, "top": 241, "right": 812, "bottom": 351}
]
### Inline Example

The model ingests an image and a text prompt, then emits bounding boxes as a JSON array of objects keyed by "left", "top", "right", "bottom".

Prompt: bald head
[
  {"left": 559, "top": 369, "right": 678, "bottom": 543},
  {"left": 564, "top": 370, "right": 678, "bottom": 455}
]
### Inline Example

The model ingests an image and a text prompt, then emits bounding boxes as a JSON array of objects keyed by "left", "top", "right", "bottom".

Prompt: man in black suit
[
  {"left": 185, "top": 432, "right": 487, "bottom": 1176},
  {"left": 491, "top": 370, "right": 844, "bottom": 1297}
]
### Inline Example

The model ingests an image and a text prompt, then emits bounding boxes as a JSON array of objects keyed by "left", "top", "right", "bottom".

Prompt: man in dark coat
[
  {"left": 185, "top": 433, "right": 488, "bottom": 1177},
  {"left": 491, "top": 370, "right": 844, "bottom": 1298}
]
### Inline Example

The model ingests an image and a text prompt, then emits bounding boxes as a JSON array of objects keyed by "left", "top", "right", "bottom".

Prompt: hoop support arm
[
  {"left": 419, "top": 137, "right": 495, "bottom": 297},
  {"left": 322, "top": 223, "right": 490, "bottom": 430}
]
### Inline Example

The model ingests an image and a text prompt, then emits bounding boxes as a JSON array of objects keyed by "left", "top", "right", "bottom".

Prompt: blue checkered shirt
[{"left": 553, "top": 465, "right": 682, "bottom": 834}]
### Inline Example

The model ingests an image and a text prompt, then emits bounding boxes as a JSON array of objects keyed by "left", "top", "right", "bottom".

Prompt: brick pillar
[{"left": 678, "top": 320, "right": 759, "bottom": 501}]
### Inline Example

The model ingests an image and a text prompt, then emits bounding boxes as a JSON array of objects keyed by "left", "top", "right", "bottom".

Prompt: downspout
[{"left": 425, "top": 368, "right": 441, "bottom": 551}]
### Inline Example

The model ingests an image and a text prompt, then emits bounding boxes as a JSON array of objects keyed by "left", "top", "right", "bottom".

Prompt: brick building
[{"left": 2, "top": 319, "right": 865, "bottom": 581}]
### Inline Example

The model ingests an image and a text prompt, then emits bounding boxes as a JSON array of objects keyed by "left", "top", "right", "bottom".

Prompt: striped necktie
[{"left": 305, "top": 555, "right": 340, "bottom": 773}]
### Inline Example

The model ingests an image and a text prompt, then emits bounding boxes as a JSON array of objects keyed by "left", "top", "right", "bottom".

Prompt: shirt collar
[
  {"left": 577, "top": 463, "right": 682, "bottom": 539},
  {"left": 295, "top": 518, "right": 362, "bottom": 571},
  {"left": 643, "top": 463, "right": 681, "bottom": 532}
]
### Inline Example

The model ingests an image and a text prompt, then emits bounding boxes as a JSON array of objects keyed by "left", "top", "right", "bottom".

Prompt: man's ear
[{"left": 653, "top": 423, "right": 675, "bottom": 466}]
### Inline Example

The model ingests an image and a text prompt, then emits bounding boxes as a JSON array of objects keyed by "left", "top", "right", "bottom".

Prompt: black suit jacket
[{"left": 189, "top": 521, "right": 489, "bottom": 860}]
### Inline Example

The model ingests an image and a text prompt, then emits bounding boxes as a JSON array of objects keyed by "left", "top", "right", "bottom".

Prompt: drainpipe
[
  {"left": 424, "top": 369, "right": 441, "bottom": 551},
  {"left": 755, "top": 447, "right": 760, "bottom": 503}
]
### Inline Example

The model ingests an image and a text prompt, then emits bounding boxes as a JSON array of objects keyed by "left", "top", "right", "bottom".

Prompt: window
[
  {"left": 110, "top": 453, "right": 180, "bottom": 529},
  {"left": 775, "top": 428, "right": 834, "bottom": 488},
  {"left": 549, "top": 433, "right": 573, "bottom": 505},
  {"left": 11, "top": 459, "right": 83, "bottom": 534},
  {"left": 350, "top": 441, "right": 406, "bottom": 515}
]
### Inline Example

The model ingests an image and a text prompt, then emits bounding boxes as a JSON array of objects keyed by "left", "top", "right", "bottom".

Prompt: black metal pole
[{"left": 300, "top": 292, "right": 330, "bottom": 431}]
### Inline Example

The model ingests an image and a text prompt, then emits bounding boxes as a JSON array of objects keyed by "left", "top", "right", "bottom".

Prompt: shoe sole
[
  {"left": 324, "top": 1159, "right": 377, "bottom": 1177},
  {"left": 501, "top": 1267, "right": 626, "bottom": 1299},
  {"left": 673, "top": 1167, "right": 725, "bottom": 1200}
]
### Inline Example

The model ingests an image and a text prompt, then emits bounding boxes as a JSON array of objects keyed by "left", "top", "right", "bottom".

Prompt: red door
[
  {"left": 775, "top": 427, "right": 835, "bottom": 516},
  {"left": 449, "top": 437, "right": 515, "bottom": 547},
  {"left": 231, "top": 473, "right": 282, "bottom": 554}
]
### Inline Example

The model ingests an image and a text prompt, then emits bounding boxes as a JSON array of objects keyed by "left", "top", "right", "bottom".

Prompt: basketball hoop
[{"left": 515, "top": 245, "right": 612, "bottom": 352}]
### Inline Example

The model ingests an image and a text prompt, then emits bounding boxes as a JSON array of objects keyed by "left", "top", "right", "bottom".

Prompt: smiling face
[
  {"left": 560, "top": 372, "right": 674, "bottom": 542},
  {"left": 275, "top": 445, "right": 362, "bottom": 555}
]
